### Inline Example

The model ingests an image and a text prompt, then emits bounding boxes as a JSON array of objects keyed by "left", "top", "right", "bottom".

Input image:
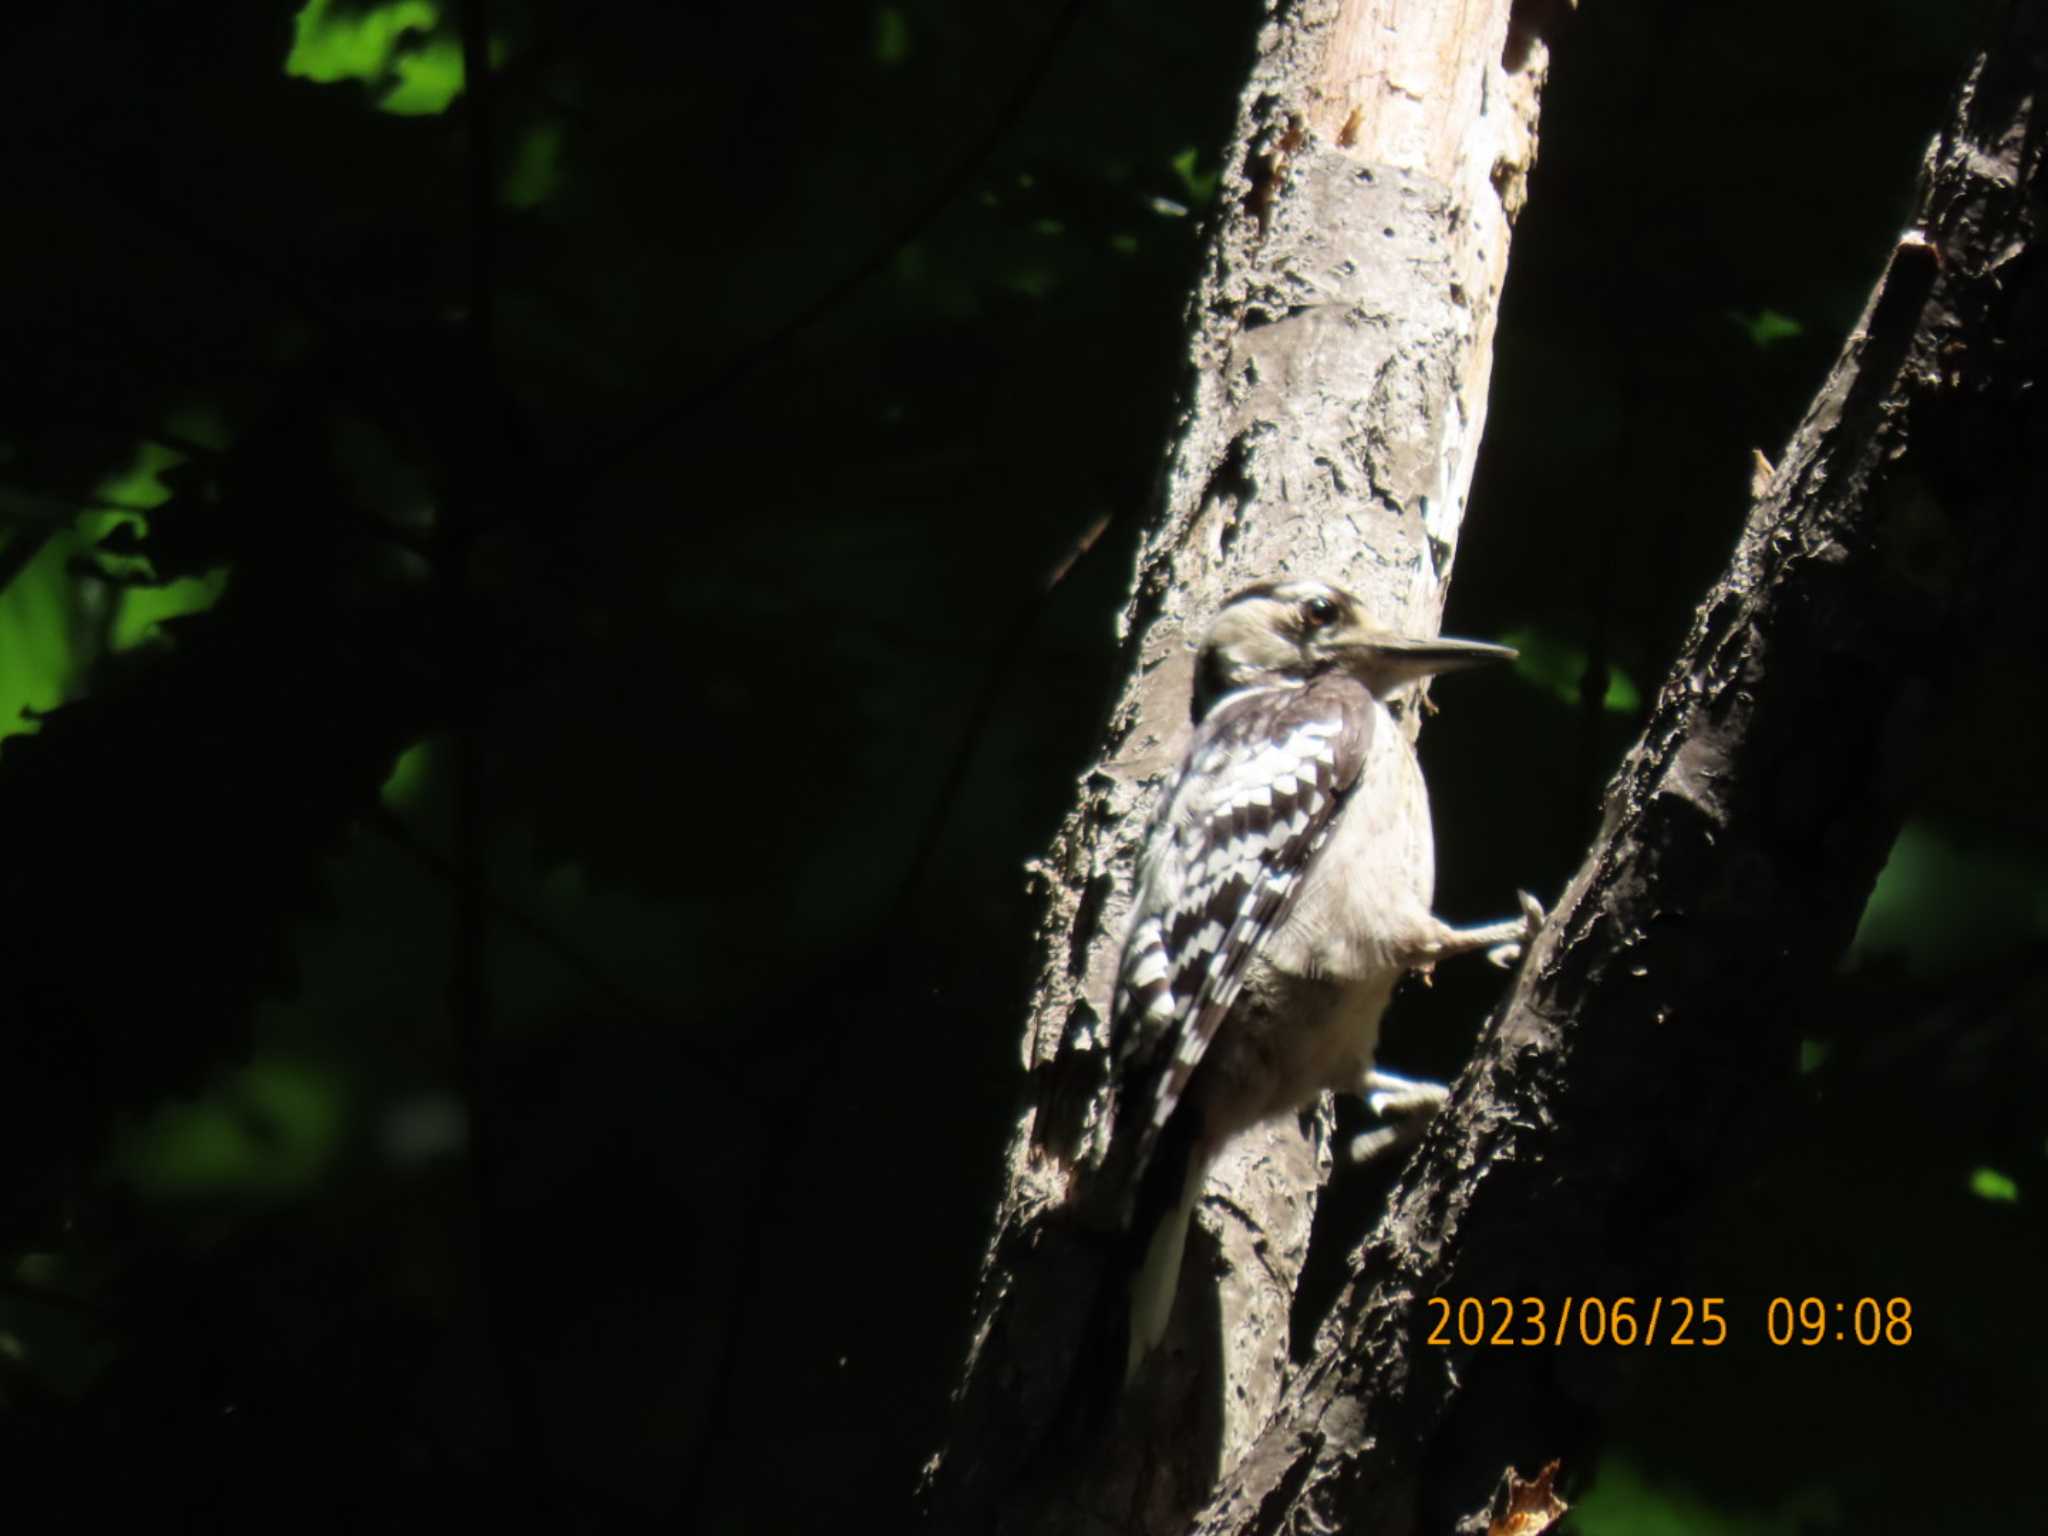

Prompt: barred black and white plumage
[
  {"left": 1112, "top": 676, "right": 1369, "bottom": 1186},
  {"left": 1105, "top": 579, "right": 1538, "bottom": 1382}
]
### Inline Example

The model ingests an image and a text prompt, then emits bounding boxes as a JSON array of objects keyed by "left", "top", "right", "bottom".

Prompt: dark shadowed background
[{"left": 0, "top": 1, "right": 2040, "bottom": 1530}]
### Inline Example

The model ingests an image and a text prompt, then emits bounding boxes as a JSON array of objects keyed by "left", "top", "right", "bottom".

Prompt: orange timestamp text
[
  {"left": 1422, "top": 1295, "right": 1913, "bottom": 1347},
  {"left": 1426, "top": 1296, "right": 1725, "bottom": 1348},
  {"left": 1764, "top": 1296, "right": 1912, "bottom": 1346}
]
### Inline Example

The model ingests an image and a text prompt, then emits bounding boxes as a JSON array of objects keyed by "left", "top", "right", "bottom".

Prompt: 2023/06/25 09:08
[{"left": 1421, "top": 1296, "right": 1914, "bottom": 1347}]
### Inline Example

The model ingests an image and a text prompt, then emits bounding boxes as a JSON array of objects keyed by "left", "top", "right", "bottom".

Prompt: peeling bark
[{"left": 921, "top": 1, "right": 1551, "bottom": 1530}]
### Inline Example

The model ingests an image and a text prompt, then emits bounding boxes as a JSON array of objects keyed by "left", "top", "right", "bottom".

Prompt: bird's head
[{"left": 1191, "top": 578, "right": 1516, "bottom": 721}]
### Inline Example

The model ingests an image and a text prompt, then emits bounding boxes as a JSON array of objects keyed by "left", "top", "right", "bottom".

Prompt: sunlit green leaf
[
  {"left": 110, "top": 574, "right": 231, "bottom": 651},
  {"left": 1168, "top": 147, "right": 1218, "bottom": 206},
  {"left": 1498, "top": 626, "right": 1641, "bottom": 714},
  {"left": 286, "top": 0, "right": 439, "bottom": 87},
  {"left": 87, "top": 442, "right": 231, "bottom": 649},
  {"left": 1970, "top": 1167, "right": 2020, "bottom": 1203},
  {"left": 1849, "top": 820, "right": 2048, "bottom": 976},
  {"left": 96, "top": 442, "right": 179, "bottom": 514},
  {"left": 0, "top": 535, "right": 71, "bottom": 742},
  {"left": 81, "top": 440, "right": 180, "bottom": 578},
  {"left": 382, "top": 35, "right": 466, "bottom": 115},
  {"left": 3, "top": 437, "right": 226, "bottom": 736},
  {"left": 285, "top": 0, "right": 479, "bottom": 116}
]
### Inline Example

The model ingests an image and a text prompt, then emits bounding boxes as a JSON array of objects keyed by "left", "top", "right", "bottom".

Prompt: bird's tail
[
  {"left": 1119, "top": 1105, "right": 1205, "bottom": 1386},
  {"left": 1125, "top": 1153, "right": 1199, "bottom": 1384}
]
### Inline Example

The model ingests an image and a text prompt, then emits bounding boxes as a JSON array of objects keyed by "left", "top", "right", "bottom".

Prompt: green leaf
[
  {"left": 1849, "top": 820, "right": 2048, "bottom": 976},
  {"left": 382, "top": 35, "right": 466, "bottom": 116},
  {"left": 1168, "top": 147, "right": 1219, "bottom": 206},
  {"left": 380, "top": 736, "right": 438, "bottom": 809},
  {"left": 285, "top": 0, "right": 440, "bottom": 87},
  {"left": 1729, "top": 307, "right": 1805, "bottom": 348},
  {"left": 110, "top": 574, "right": 230, "bottom": 652},
  {"left": 504, "top": 121, "right": 564, "bottom": 209},
  {"left": 1969, "top": 1167, "right": 2019, "bottom": 1204},
  {"left": 1571, "top": 1454, "right": 1840, "bottom": 1536},
  {"left": 285, "top": 0, "right": 479, "bottom": 116},
  {"left": 115, "top": 1058, "right": 349, "bottom": 1201},
  {"left": 0, "top": 534, "right": 73, "bottom": 742},
  {"left": 1498, "top": 627, "right": 1641, "bottom": 714},
  {"left": 874, "top": 6, "right": 911, "bottom": 66},
  {"left": 90, "top": 441, "right": 230, "bottom": 650}
]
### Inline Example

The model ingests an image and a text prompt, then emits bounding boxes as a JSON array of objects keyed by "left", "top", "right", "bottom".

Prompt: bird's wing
[{"left": 1111, "top": 676, "right": 1371, "bottom": 1192}]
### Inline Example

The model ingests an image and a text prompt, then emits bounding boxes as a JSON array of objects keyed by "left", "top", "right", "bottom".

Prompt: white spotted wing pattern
[{"left": 1111, "top": 673, "right": 1372, "bottom": 1191}]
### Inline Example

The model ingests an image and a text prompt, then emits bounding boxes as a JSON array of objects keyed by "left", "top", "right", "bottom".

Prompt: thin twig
[
  {"left": 367, "top": 804, "right": 739, "bottom": 1078},
  {"left": 447, "top": 0, "right": 532, "bottom": 1499},
  {"left": 892, "top": 508, "right": 1114, "bottom": 915},
  {"left": 461, "top": 5, "right": 500, "bottom": 364}
]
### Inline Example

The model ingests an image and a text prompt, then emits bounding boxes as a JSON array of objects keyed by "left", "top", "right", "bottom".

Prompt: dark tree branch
[
  {"left": 460, "top": 0, "right": 500, "bottom": 362},
  {"left": 447, "top": 0, "right": 535, "bottom": 1503},
  {"left": 1199, "top": 7, "right": 2048, "bottom": 1530}
]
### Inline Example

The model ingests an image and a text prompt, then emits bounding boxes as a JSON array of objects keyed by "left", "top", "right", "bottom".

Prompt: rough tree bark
[
  {"left": 1192, "top": 4, "right": 2048, "bottom": 1532},
  {"left": 921, "top": 1, "right": 1551, "bottom": 1531}
]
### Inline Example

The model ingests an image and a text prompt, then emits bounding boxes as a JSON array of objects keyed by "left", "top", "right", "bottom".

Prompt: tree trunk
[
  {"left": 1192, "top": 4, "right": 2048, "bottom": 1532},
  {"left": 920, "top": 1, "right": 1551, "bottom": 1530}
]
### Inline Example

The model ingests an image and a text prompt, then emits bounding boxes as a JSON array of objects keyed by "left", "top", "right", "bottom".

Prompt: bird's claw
[
  {"left": 1486, "top": 889, "right": 1547, "bottom": 969},
  {"left": 1348, "top": 1126, "right": 1403, "bottom": 1163}
]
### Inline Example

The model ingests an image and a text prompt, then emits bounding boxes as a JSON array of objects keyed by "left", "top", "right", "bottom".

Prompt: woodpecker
[{"left": 1107, "top": 578, "right": 1538, "bottom": 1382}]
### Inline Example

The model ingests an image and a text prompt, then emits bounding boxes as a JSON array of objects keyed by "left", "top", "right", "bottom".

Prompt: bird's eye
[{"left": 1303, "top": 594, "right": 1339, "bottom": 628}]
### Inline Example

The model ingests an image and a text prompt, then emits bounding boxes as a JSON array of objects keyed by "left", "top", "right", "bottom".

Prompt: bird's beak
[{"left": 1332, "top": 630, "right": 1517, "bottom": 692}]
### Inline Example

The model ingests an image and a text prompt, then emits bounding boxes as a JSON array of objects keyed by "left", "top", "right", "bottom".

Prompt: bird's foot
[
  {"left": 1347, "top": 1069, "right": 1448, "bottom": 1164},
  {"left": 1486, "top": 889, "right": 1547, "bottom": 969}
]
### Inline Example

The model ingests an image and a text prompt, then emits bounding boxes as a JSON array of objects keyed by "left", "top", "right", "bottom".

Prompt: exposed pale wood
[{"left": 921, "top": 0, "right": 1553, "bottom": 1528}]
